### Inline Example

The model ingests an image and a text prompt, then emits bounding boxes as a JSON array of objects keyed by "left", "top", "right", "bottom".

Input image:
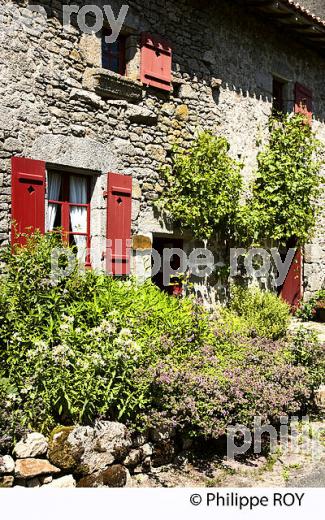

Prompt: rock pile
[{"left": 0, "top": 421, "right": 178, "bottom": 488}]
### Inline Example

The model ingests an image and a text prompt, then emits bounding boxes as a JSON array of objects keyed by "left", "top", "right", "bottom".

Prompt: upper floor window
[
  {"left": 102, "top": 29, "right": 126, "bottom": 75},
  {"left": 272, "top": 77, "right": 286, "bottom": 115},
  {"left": 48, "top": 172, "right": 91, "bottom": 266}
]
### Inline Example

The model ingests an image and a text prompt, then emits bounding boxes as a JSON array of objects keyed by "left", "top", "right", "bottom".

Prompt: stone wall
[
  {"left": 0, "top": 422, "right": 183, "bottom": 488},
  {"left": 0, "top": 0, "right": 324, "bottom": 298}
]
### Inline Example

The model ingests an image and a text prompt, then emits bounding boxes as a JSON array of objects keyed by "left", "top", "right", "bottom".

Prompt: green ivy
[
  {"left": 158, "top": 132, "right": 243, "bottom": 241},
  {"left": 240, "top": 114, "right": 324, "bottom": 245}
]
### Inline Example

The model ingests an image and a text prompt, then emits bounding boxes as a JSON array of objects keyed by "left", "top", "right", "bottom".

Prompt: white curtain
[
  {"left": 48, "top": 173, "right": 61, "bottom": 231},
  {"left": 69, "top": 176, "right": 88, "bottom": 263}
]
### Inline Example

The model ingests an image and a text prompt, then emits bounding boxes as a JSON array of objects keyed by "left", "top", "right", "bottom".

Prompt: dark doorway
[{"left": 152, "top": 236, "right": 184, "bottom": 295}]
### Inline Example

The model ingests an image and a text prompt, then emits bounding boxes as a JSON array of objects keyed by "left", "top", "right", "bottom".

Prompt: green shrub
[
  {"left": 0, "top": 233, "right": 213, "bottom": 434},
  {"left": 219, "top": 285, "right": 291, "bottom": 340},
  {"left": 0, "top": 234, "right": 322, "bottom": 445},
  {"left": 296, "top": 290, "right": 325, "bottom": 321}
]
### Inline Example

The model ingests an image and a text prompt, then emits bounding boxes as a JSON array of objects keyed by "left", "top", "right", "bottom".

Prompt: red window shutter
[
  {"left": 106, "top": 172, "right": 132, "bottom": 276},
  {"left": 140, "top": 33, "right": 172, "bottom": 91},
  {"left": 294, "top": 83, "right": 313, "bottom": 124},
  {"left": 11, "top": 157, "right": 46, "bottom": 245}
]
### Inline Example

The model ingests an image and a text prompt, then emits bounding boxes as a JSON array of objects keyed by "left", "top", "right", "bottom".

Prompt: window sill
[{"left": 83, "top": 68, "right": 143, "bottom": 103}]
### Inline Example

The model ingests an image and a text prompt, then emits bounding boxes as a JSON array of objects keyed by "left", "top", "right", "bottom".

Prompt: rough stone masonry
[{"left": 0, "top": 0, "right": 324, "bottom": 301}]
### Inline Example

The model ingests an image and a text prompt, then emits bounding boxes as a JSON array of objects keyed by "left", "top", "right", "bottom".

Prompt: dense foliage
[
  {"left": 0, "top": 235, "right": 324, "bottom": 445},
  {"left": 158, "top": 132, "right": 243, "bottom": 241},
  {"left": 296, "top": 289, "right": 325, "bottom": 321},
  {"left": 218, "top": 285, "right": 291, "bottom": 340},
  {"left": 241, "top": 114, "right": 323, "bottom": 245}
]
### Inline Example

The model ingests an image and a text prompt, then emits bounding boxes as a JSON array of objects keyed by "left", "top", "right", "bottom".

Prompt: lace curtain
[
  {"left": 69, "top": 176, "right": 88, "bottom": 263},
  {"left": 48, "top": 173, "right": 61, "bottom": 231}
]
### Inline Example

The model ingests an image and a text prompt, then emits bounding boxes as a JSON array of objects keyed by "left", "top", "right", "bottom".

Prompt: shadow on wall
[{"left": 9, "top": 0, "right": 325, "bottom": 123}]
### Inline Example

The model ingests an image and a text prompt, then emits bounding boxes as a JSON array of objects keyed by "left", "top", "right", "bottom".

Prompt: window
[
  {"left": 48, "top": 172, "right": 91, "bottom": 266},
  {"left": 272, "top": 78, "right": 286, "bottom": 115},
  {"left": 102, "top": 30, "right": 126, "bottom": 75}
]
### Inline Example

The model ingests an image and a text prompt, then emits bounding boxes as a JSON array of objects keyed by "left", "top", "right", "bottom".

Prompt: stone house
[{"left": 0, "top": 0, "right": 324, "bottom": 305}]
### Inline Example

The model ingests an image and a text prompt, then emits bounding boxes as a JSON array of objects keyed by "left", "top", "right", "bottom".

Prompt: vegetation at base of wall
[
  {"left": 217, "top": 285, "right": 291, "bottom": 340},
  {"left": 0, "top": 234, "right": 324, "bottom": 447},
  {"left": 296, "top": 290, "right": 325, "bottom": 321},
  {"left": 157, "top": 131, "right": 243, "bottom": 241},
  {"left": 239, "top": 114, "right": 323, "bottom": 246}
]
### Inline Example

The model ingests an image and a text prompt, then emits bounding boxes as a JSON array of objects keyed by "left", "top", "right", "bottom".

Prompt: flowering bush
[{"left": 0, "top": 234, "right": 323, "bottom": 445}]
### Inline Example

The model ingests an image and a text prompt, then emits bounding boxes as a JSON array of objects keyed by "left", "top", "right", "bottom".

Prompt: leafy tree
[
  {"left": 242, "top": 114, "right": 323, "bottom": 245},
  {"left": 159, "top": 132, "right": 243, "bottom": 241}
]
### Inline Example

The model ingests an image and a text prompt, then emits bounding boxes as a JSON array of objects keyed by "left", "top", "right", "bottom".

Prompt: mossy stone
[{"left": 48, "top": 426, "right": 83, "bottom": 472}]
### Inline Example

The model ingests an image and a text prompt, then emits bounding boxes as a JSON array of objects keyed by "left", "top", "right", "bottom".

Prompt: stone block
[
  {"left": 14, "top": 432, "right": 48, "bottom": 459},
  {"left": 179, "top": 83, "right": 197, "bottom": 99},
  {"left": 0, "top": 455, "right": 15, "bottom": 475},
  {"left": 132, "top": 235, "right": 152, "bottom": 251},
  {"left": 125, "top": 105, "right": 158, "bottom": 125},
  {"left": 45, "top": 475, "right": 76, "bottom": 488},
  {"left": 77, "top": 465, "right": 128, "bottom": 488},
  {"left": 175, "top": 104, "right": 189, "bottom": 121},
  {"left": 15, "top": 458, "right": 61, "bottom": 479},
  {"left": 83, "top": 68, "right": 143, "bottom": 102}
]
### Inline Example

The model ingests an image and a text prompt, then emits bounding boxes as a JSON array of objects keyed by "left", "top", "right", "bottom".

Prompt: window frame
[{"left": 48, "top": 172, "right": 92, "bottom": 267}]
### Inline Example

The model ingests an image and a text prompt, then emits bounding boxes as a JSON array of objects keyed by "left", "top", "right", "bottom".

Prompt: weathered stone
[
  {"left": 141, "top": 443, "right": 153, "bottom": 458},
  {"left": 26, "top": 477, "right": 41, "bottom": 488},
  {"left": 132, "top": 200, "right": 141, "bottom": 221},
  {"left": 132, "top": 180, "right": 142, "bottom": 200},
  {"left": 77, "top": 465, "right": 128, "bottom": 488},
  {"left": 45, "top": 475, "right": 76, "bottom": 488},
  {"left": 83, "top": 68, "right": 143, "bottom": 102},
  {"left": 40, "top": 475, "right": 53, "bottom": 485},
  {"left": 126, "top": 105, "right": 158, "bottom": 125},
  {"left": 0, "top": 455, "right": 15, "bottom": 475},
  {"left": 132, "top": 235, "right": 152, "bottom": 251},
  {"left": 175, "top": 104, "right": 189, "bottom": 121},
  {"left": 70, "top": 88, "right": 102, "bottom": 107},
  {"left": 151, "top": 441, "right": 176, "bottom": 468},
  {"left": 14, "top": 432, "right": 48, "bottom": 459},
  {"left": 15, "top": 459, "right": 61, "bottom": 479},
  {"left": 203, "top": 50, "right": 216, "bottom": 65},
  {"left": 210, "top": 78, "right": 223, "bottom": 89},
  {"left": 79, "top": 34, "right": 101, "bottom": 66},
  {"left": 50, "top": 422, "right": 131, "bottom": 477},
  {"left": 48, "top": 426, "right": 81, "bottom": 472},
  {"left": 178, "top": 84, "right": 197, "bottom": 99},
  {"left": 124, "top": 449, "right": 143, "bottom": 467},
  {"left": 0, "top": 476, "right": 14, "bottom": 488}
]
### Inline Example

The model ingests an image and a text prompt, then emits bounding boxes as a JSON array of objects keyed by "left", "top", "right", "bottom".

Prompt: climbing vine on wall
[
  {"left": 240, "top": 114, "right": 323, "bottom": 246},
  {"left": 158, "top": 132, "right": 243, "bottom": 241}
]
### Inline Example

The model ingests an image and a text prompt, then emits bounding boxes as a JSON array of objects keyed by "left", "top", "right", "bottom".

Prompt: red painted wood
[
  {"left": 11, "top": 157, "right": 46, "bottom": 245},
  {"left": 294, "top": 83, "right": 313, "bottom": 124},
  {"left": 280, "top": 245, "right": 303, "bottom": 310},
  {"left": 106, "top": 172, "right": 132, "bottom": 276},
  {"left": 140, "top": 33, "right": 172, "bottom": 91}
]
